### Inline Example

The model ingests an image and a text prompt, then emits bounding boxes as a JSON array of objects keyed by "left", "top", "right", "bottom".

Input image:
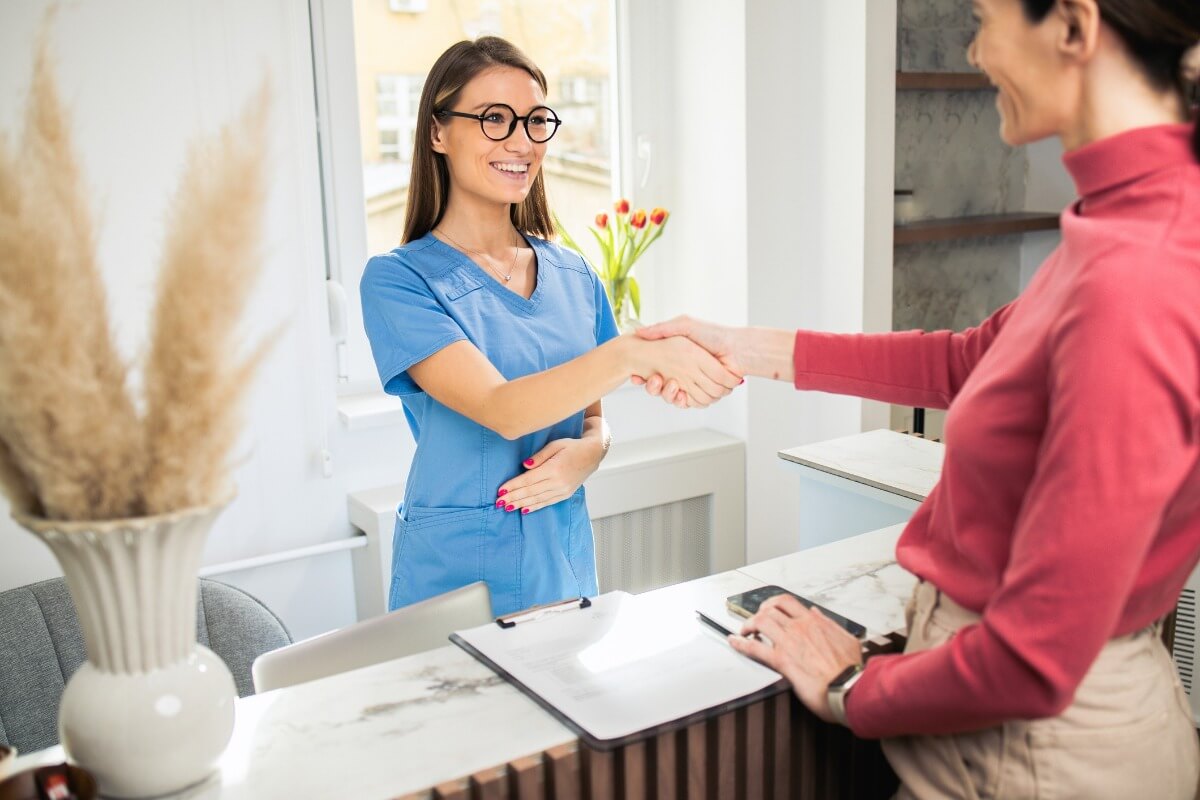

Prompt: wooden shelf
[
  {"left": 896, "top": 71, "right": 993, "bottom": 90},
  {"left": 894, "top": 212, "right": 1060, "bottom": 245}
]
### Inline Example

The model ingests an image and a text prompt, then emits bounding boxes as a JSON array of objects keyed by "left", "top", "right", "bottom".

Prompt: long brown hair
[
  {"left": 1018, "top": 0, "right": 1200, "bottom": 160},
  {"left": 402, "top": 37, "right": 555, "bottom": 244}
]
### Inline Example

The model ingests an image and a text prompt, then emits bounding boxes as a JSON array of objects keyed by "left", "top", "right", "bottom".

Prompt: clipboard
[{"left": 450, "top": 591, "right": 789, "bottom": 751}]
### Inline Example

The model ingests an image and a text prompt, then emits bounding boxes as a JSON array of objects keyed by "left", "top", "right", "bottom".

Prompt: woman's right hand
[
  {"left": 633, "top": 316, "right": 744, "bottom": 405},
  {"left": 627, "top": 334, "right": 742, "bottom": 408}
]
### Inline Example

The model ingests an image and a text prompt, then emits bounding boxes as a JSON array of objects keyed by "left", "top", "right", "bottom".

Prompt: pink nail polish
[
  {"left": 495, "top": 499, "right": 505, "bottom": 507},
  {"left": 739, "top": 378, "right": 745, "bottom": 385},
  {"left": 521, "top": 507, "right": 530, "bottom": 515},
  {"left": 498, "top": 488, "right": 507, "bottom": 497},
  {"left": 524, "top": 458, "right": 535, "bottom": 467},
  {"left": 506, "top": 504, "right": 515, "bottom": 512}
]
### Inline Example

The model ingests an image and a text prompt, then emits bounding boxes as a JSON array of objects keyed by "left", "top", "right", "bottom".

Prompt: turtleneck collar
[{"left": 1062, "top": 122, "right": 1195, "bottom": 201}]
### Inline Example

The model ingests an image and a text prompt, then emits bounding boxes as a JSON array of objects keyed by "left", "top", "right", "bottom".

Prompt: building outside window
[{"left": 374, "top": 74, "right": 424, "bottom": 162}]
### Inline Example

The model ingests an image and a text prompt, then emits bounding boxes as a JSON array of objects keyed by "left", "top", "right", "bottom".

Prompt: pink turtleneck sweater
[{"left": 793, "top": 124, "right": 1200, "bottom": 738}]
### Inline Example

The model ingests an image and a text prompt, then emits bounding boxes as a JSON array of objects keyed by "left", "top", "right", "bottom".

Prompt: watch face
[{"left": 830, "top": 664, "right": 862, "bottom": 688}]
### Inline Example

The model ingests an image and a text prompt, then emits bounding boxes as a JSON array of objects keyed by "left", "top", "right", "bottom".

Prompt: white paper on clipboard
[{"left": 451, "top": 590, "right": 783, "bottom": 745}]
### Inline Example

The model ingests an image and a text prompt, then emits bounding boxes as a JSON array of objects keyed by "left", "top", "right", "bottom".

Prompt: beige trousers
[{"left": 882, "top": 580, "right": 1200, "bottom": 800}]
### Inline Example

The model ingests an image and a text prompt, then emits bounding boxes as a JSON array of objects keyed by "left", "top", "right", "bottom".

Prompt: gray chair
[
  {"left": 0, "top": 577, "right": 292, "bottom": 754},
  {"left": 252, "top": 581, "right": 492, "bottom": 693}
]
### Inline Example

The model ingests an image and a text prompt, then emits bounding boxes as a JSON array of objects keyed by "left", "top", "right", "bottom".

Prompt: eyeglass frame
[{"left": 434, "top": 103, "right": 563, "bottom": 143}]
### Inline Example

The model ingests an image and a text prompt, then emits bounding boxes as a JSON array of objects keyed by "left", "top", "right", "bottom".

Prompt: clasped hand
[
  {"left": 630, "top": 330, "right": 742, "bottom": 408},
  {"left": 632, "top": 316, "right": 744, "bottom": 407}
]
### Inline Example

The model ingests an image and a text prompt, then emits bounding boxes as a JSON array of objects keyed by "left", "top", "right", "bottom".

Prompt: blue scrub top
[{"left": 360, "top": 231, "right": 620, "bottom": 616}]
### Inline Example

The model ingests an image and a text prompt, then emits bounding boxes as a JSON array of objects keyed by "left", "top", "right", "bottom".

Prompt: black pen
[
  {"left": 696, "top": 610, "right": 762, "bottom": 641},
  {"left": 696, "top": 609, "right": 736, "bottom": 637}
]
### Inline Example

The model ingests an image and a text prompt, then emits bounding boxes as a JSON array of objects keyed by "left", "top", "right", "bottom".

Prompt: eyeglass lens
[{"left": 480, "top": 104, "right": 560, "bottom": 143}]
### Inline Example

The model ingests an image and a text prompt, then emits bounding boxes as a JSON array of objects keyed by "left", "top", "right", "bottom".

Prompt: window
[
  {"left": 315, "top": 0, "right": 618, "bottom": 395},
  {"left": 388, "top": 0, "right": 428, "bottom": 13},
  {"left": 352, "top": 0, "right": 614, "bottom": 259},
  {"left": 374, "top": 74, "right": 423, "bottom": 161}
]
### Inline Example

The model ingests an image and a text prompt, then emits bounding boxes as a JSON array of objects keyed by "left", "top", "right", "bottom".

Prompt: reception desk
[{"left": 13, "top": 523, "right": 915, "bottom": 799}]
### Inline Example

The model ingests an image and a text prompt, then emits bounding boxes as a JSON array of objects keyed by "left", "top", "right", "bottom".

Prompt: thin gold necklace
[{"left": 437, "top": 227, "right": 521, "bottom": 283}]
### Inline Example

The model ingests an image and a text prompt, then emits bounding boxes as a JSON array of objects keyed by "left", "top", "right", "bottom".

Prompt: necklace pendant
[{"left": 504, "top": 274, "right": 512, "bottom": 281}]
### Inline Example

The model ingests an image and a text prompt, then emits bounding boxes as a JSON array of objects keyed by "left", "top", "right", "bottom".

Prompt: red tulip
[
  {"left": 630, "top": 209, "right": 648, "bottom": 229},
  {"left": 614, "top": 198, "right": 630, "bottom": 215},
  {"left": 595, "top": 212, "right": 609, "bottom": 229},
  {"left": 650, "top": 207, "right": 668, "bottom": 225}
]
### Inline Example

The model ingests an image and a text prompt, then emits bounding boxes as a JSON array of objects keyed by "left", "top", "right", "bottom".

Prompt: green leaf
[
  {"left": 628, "top": 275, "right": 641, "bottom": 318},
  {"left": 588, "top": 227, "right": 614, "bottom": 279}
]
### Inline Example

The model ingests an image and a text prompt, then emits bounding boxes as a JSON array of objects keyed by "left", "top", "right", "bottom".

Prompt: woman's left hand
[
  {"left": 496, "top": 436, "right": 604, "bottom": 514},
  {"left": 730, "top": 595, "right": 864, "bottom": 724}
]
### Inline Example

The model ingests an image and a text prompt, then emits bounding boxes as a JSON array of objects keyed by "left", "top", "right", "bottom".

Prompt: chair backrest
[
  {"left": 0, "top": 577, "right": 291, "bottom": 753},
  {"left": 252, "top": 581, "right": 492, "bottom": 693}
]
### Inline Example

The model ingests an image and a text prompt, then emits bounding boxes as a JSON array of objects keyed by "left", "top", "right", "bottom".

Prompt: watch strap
[{"left": 826, "top": 663, "right": 865, "bottom": 726}]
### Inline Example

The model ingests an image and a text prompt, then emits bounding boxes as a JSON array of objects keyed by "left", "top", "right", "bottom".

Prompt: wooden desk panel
[{"left": 411, "top": 691, "right": 897, "bottom": 800}]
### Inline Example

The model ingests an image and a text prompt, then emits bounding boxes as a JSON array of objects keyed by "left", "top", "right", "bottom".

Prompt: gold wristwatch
[{"left": 826, "top": 663, "right": 865, "bottom": 725}]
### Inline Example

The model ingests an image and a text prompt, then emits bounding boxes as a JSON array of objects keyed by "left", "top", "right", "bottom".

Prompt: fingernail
[
  {"left": 506, "top": 504, "right": 515, "bottom": 512},
  {"left": 524, "top": 458, "right": 535, "bottom": 467},
  {"left": 739, "top": 378, "right": 745, "bottom": 385},
  {"left": 521, "top": 508, "right": 530, "bottom": 515},
  {"left": 497, "top": 488, "right": 507, "bottom": 497},
  {"left": 495, "top": 499, "right": 505, "bottom": 507}
]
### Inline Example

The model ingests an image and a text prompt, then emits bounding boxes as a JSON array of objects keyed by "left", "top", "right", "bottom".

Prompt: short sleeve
[
  {"left": 590, "top": 258, "right": 620, "bottom": 345},
  {"left": 359, "top": 253, "right": 468, "bottom": 396}
]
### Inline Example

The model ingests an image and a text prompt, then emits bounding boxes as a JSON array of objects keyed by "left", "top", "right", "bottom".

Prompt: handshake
[{"left": 624, "top": 316, "right": 762, "bottom": 409}]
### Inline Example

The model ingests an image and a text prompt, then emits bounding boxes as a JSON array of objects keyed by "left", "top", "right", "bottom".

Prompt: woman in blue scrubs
[{"left": 360, "top": 37, "right": 740, "bottom": 617}]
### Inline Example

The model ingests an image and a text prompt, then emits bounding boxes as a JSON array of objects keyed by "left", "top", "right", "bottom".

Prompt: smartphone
[{"left": 726, "top": 585, "right": 867, "bottom": 639}]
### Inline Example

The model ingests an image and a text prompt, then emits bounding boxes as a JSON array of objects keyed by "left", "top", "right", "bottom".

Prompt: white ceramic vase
[{"left": 15, "top": 503, "right": 236, "bottom": 799}]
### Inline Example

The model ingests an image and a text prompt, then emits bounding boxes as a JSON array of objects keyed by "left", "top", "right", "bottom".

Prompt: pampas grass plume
[
  {"left": 0, "top": 34, "right": 272, "bottom": 521},
  {"left": 0, "top": 38, "right": 142, "bottom": 520},
  {"left": 141, "top": 85, "right": 272, "bottom": 514}
]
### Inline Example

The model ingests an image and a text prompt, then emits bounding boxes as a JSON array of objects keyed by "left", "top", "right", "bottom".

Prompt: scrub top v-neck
[{"left": 360, "top": 231, "right": 620, "bottom": 616}]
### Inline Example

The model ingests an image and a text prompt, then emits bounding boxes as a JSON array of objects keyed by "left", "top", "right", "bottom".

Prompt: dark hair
[
  {"left": 402, "top": 37, "right": 554, "bottom": 245},
  {"left": 1018, "top": 0, "right": 1199, "bottom": 160}
]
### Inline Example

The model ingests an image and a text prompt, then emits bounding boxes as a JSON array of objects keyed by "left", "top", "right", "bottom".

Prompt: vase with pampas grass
[{"left": 0, "top": 37, "right": 272, "bottom": 799}]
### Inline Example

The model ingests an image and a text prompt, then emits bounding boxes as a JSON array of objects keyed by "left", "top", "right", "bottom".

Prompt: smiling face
[
  {"left": 968, "top": 0, "right": 1079, "bottom": 146},
  {"left": 431, "top": 66, "right": 548, "bottom": 209}
]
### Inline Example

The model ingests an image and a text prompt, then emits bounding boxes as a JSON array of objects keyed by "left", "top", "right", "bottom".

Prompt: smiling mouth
[{"left": 491, "top": 162, "right": 529, "bottom": 177}]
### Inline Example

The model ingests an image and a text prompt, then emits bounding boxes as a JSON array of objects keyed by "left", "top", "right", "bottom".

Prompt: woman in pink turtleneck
[{"left": 639, "top": 0, "right": 1200, "bottom": 797}]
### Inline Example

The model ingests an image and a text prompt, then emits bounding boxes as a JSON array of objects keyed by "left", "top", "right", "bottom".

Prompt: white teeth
[{"left": 493, "top": 163, "right": 528, "bottom": 174}]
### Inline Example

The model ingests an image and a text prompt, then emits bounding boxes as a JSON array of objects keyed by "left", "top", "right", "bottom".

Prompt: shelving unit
[
  {"left": 892, "top": 44, "right": 1057, "bottom": 438},
  {"left": 895, "top": 71, "right": 992, "bottom": 90},
  {"left": 894, "top": 211, "right": 1060, "bottom": 245}
]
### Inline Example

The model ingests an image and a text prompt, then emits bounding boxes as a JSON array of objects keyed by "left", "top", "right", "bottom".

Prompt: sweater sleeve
[
  {"left": 843, "top": 256, "right": 1200, "bottom": 738},
  {"left": 793, "top": 302, "right": 1014, "bottom": 409}
]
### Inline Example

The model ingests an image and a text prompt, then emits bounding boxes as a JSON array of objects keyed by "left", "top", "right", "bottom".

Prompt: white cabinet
[{"left": 778, "top": 429, "right": 943, "bottom": 550}]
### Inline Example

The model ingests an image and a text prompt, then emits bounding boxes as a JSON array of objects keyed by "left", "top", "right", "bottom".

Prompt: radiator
[
  {"left": 348, "top": 429, "right": 745, "bottom": 619},
  {"left": 593, "top": 495, "right": 712, "bottom": 595}
]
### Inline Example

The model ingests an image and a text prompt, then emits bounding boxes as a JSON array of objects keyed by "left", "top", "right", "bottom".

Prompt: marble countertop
[
  {"left": 778, "top": 429, "right": 944, "bottom": 501},
  {"left": 739, "top": 523, "right": 912, "bottom": 639},
  {"left": 13, "top": 527, "right": 914, "bottom": 799}
]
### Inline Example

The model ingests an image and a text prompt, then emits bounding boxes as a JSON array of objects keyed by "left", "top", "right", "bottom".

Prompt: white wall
[
  {"left": 0, "top": 1, "right": 360, "bottom": 641},
  {"left": 1020, "top": 137, "right": 1075, "bottom": 289},
  {"left": 744, "top": 0, "right": 895, "bottom": 562}
]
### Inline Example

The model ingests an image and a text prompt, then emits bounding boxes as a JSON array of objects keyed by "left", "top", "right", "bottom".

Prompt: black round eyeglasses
[{"left": 435, "top": 103, "right": 562, "bottom": 143}]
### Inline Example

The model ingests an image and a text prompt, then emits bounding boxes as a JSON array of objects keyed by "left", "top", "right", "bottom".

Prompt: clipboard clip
[{"left": 496, "top": 596, "right": 592, "bottom": 629}]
